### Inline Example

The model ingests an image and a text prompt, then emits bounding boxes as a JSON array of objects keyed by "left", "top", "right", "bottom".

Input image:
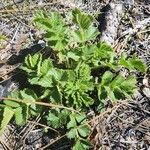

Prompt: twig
[
  {"left": 27, "top": 120, "right": 60, "bottom": 135},
  {"left": 40, "top": 134, "right": 66, "bottom": 150}
]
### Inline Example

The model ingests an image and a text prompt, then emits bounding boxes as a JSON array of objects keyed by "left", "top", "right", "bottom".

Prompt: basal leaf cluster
[{"left": 0, "top": 9, "right": 147, "bottom": 149}]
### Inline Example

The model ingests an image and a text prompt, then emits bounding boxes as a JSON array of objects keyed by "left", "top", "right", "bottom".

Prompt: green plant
[{"left": 0, "top": 9, "right": 147, "bottom": 149}]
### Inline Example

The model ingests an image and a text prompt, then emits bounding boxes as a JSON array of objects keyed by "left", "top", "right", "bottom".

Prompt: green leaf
[
  {"left": 119, "top": 53, "right": 147, "bottom": 73},
  {"left": 73, "top": 140, "right": 85, "bottom": 150},
  {"left": 20, "top": 89, "right": 37, "bottom": 101},
  {"left": 47, "top": 109, "right": 70, "bottom": 128},
  {"left": 85, "top": 26, "right": 99, "bottom": 41},
  {"left": 73, "top": 139, "right": 92, "bottom": 150},
  {"left": 4, "top": 91, "right": 21, "bottom": 108},
  {"left": 110, "top": 75, "right": 125, "bottom": 89},
  {"left": 129, "top": 55, "right": 147, "bottom": 73},
  {"left": 47, "top": 112, "right": 60, "bottom": 128},
  {"left": 30, "top": 75, "right": 53, "bottom": 87},
  {"left": 40, "top": 59, "right": 53, "bottom": 75},
  {"left": 67, "top": 52, "right": 80, "bottom": 61},
  {"left": 0, "top": 107, "right": 14, "bottom": 135},
  {"left": 14, "top": 107, "right": 26, "bottom": 125},
  {"left": 67, "top": 128, "right": 77, "bottom": 139},
  {"left": 20, "top": 89, "right": 37, "bottom": 116},
  {"left": 101, "top": 71, "right": 114, "bottom": 86},
  {"left": 78, "top": 125, "right": 91, "bottom": 137},
  {"left": 35, "top": 11, "right": 69, "bottom": 51},
  {"left": 72, "top": 9, "right": 93, "bottom": 29},
  {"left": 40, "top": 89, "right": 51, "bottom": 99},
  {"left": 67, "top": 114, "right": 77, "bottom": 129},
  {"left": 50, "top": 86, "right": 62, "bottom": 103}
]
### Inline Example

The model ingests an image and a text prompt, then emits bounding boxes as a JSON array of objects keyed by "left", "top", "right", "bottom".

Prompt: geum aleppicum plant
[{"left": 0, "top": 9, "right": 147, "bottom": 150}]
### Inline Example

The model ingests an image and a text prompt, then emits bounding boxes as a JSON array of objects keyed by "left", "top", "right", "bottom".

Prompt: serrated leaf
[
  {"left": 75, "top": 113, "right": 86, "bottom": 124},
  {"left": 67, "top": 52, "right": 80, "bottom": 61},
  {"left": 80, "top": 139, "right": 93, "bottom": 149},
  {"left": 4, "top": 100, "right": 20, "bottom": 108},
  {"left": 0, "top": 107, "right": 14, "bottom": 135},
  {"left": 40, "top": 89, "right": 51, "bottom": 99},
  {"left": 120, "top": 53, "right": 147, "bottom": 73},
  {"left": 40, "top": 59, "right": 53, "bottom": 75},
  {"left": 129, "top": 55, "right": 147, "bottom": 73},
  {"left": 72, "top": 9, "right": 93, "bottom": 29},
  {"left": 67, "top": 115, "right": 76, "bottom": 129},
  {"left": 110, "top": 75, "right": 125, "bottom": 89},
  {"left": 14, "top": 107, "right": 25, "bottom": 125},
  {"left": 47, "top": 112, "right": 60, "bottom": 128},
  {"left": 20, "top": 89, "right": 37, "bottom": 116},
  {"left": 37, "top": 75, "right": 53, "bottom": 87},
  {"left": 101, "top": 71, "right": 114, "bottom": 86},
  {"left": 78, "top": 125, "right": 91, "bottom": 137},
  {"left": 67, "top": 128, "right": 77, "bottom": 139},
  {"left": 81, "top": 93, "right": 94, "bottom": 107},
  {"left": 20, "top": 89, "right": 37, "bottom": 101},
  {"left": 85, "top": 26, "right": 99, "bottom": 41},
  {"left": 4, "top": 91, "right": 21, "bottom": 108},
  {"left": 50, "top": 86, "right": 62, "bottom": 103},
  {"left": 73, "top": 140, "right": 85, "bottom": 150}
]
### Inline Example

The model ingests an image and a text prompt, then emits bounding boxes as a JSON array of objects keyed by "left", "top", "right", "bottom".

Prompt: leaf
[
  {"left": 67, "top": 128, "right": 77, "bottom": 139},
  {"left": 50, "top": 86, "right": 62, "bottom": 103},
  {"left": 47, "top": 112, "right": 60, "bottom": 128},
  {"left": 40, "top": 59, "right": 53, "bottom": 75},
  {"left": 120, "top": 75, "right": 137, "bottom": 95},
  {"left": 47, "top": 109, "right": 70, "bottom": 128},
  {"left": 40, "top": 89, "right": 51, "bottom": 99},
  {"left": 73, "top": 139, "right": 92, "bottom": 150},
  {"left": 94, "top": 42, "right": 114, "bottom": 61},
  {"left": 30, "top": 75, "right": 53, "bottom": 87},
  {"left": 35, "top": 11, "right": 69, "bottom": 51},
  {"left": 14, "top": 107, "right": 25, "bottom": 125},
  {"left": 73, "top": 140, "right": 85, "bottom": 150},
  {"left": 129, "top": 55, "right": 147, "bottom": 73},
  {"left": 80, "top": 139, "right": 93, "bottom": 149},
  {"left": 110, "top": 75, "right": 125, "bottom": 89},
  {"left": 101, "top": 71, "right": 114, "bottom": 86},
  {"left": 119, "top": 53, "right": 147, "bottom": 73},
  {"left": 119, "top": 53, "right": 130, "bottom": 68},
  {"left": 80, "top": 93, "right": 94, "bottom": 107},
  {"left": 4, "top": 91, "right": 21, "bottom": 108},
  {"left": 0, "top": 107, "right": 14, "bottom": 135},
  {"left": 67, "top": 52, "right": 80, "bottom": 61},
  {"left": 85, "top": 26, "right": 99, "bottom": 41},
  {"left": 72, "top": 27, "right": 99, "bottom": 43},
  {"left": 67, "top": 114, "right": 77, "bottom": 129},
  {"left": 20, "top": 89, "right": 37, "bottom": 116},
  {"left": 21, "top": 53, "right": 42, "bottom": 74},
  {"left": 72, "top": 9, "right": 93, "bottom": 29},
  {"left": 0, "top": 34, "right": 7, "bottom": 41},
  {"left": 77, "top": 125, "right": 91, "bottom": 137},
  {"left": 20, "top": 89, "right": 37, "bottom": 101}
]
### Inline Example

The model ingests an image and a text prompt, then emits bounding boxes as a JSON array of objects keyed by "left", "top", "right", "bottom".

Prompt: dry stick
[
  {"left": 0, "top": 139, "right": 11, "bottom": 150},
  {"left": 40, "top": 134, "right": 66, "bottom": 150},
  {"left": 27, "top": 120, "right": 60, "bottom": 135},
  {"left": 0, "top": 64, "right": 20, "bottom": 79},
  {"left": 22, "top": 115, "right": 41, "bottom": 144},
  {"left": 0, "top": 97, "right": 79, "bottom": 113},
  {"left": 2, "top": 6, "right": 32, "bottom": 29}
]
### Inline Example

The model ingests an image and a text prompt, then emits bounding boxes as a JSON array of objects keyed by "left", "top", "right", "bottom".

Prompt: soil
[{"left": 0, "top": 0, "right": 149, "bottom": 150}]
